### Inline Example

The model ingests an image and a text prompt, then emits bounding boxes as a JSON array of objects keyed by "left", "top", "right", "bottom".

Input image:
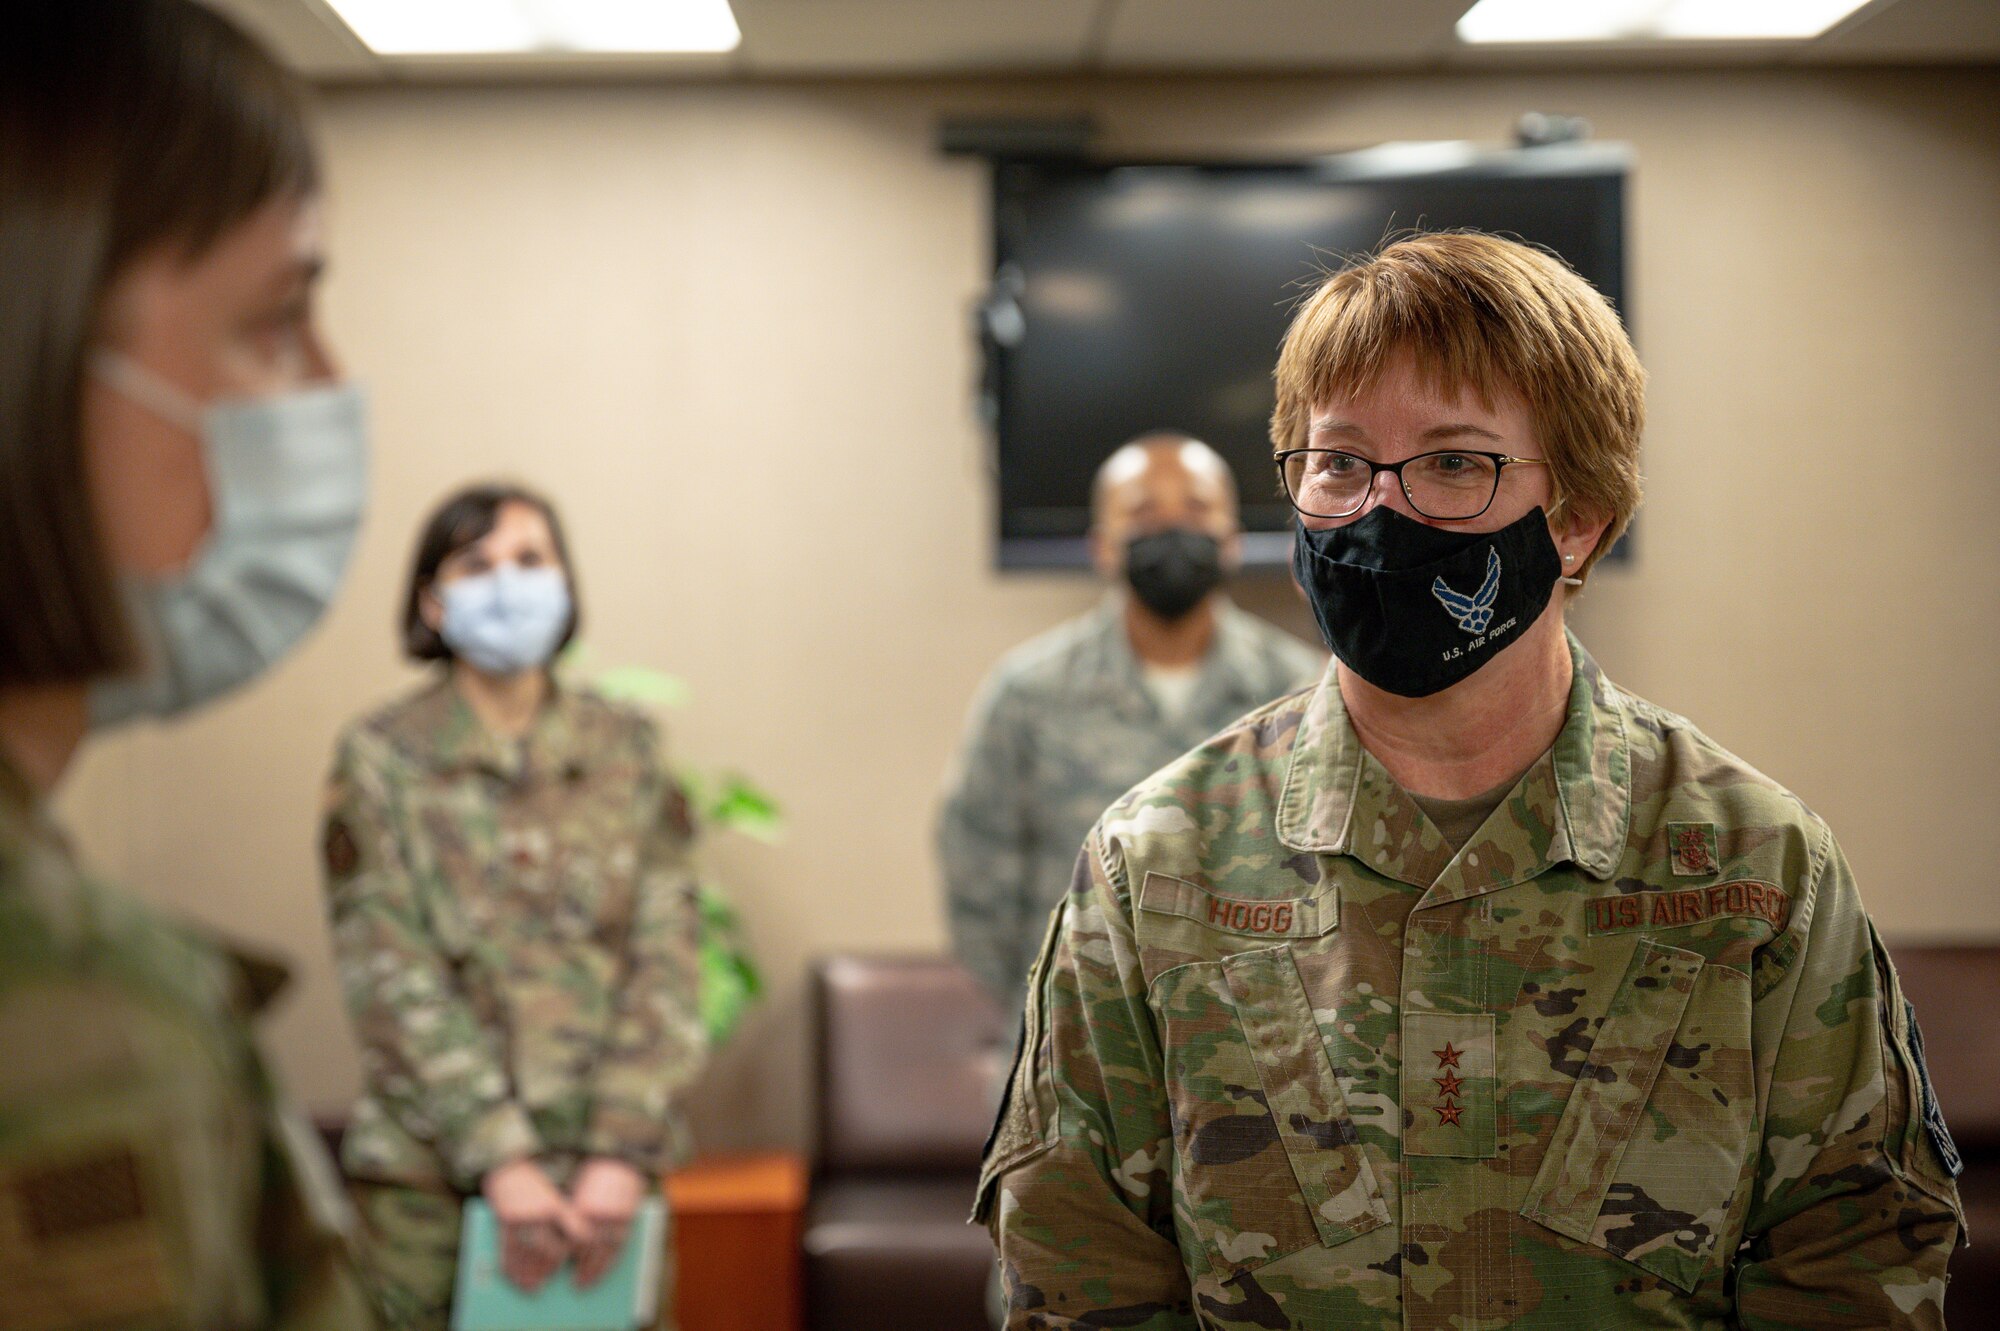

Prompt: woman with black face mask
[{"left": 978, "top": 231, "right": 1962, "bottom": 1329}]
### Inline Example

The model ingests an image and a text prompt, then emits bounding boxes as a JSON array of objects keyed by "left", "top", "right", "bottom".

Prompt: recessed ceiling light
[
  {"left": 325, "top": 0, "right": 742, "bottom": 56},
  {"left": 1456, "top": 0, "right": 1876, "bottom": 44}
]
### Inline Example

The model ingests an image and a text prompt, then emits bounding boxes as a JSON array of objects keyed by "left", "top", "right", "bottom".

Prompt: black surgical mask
[
  {"left": 1291, "top": 506, "right": 1564, "bottom": 698},
  {"left": 1125, "top": 528, "right": 1224, "bottom": 621}
]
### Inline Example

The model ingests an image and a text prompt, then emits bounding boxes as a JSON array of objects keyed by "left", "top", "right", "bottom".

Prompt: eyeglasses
[{"left": 1275, "top": 448, "right": 1550, "bottom": 522}]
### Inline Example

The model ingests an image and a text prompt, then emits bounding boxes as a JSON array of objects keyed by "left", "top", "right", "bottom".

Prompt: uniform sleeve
[
  {"left": 1734, "top": 831, "right": 1963, "bottom": 1330},
  {"left": 260, "top": 1093, "right": 385, "bottom": 1329},
  {"left": 977, "top": 830, "right": 1196, "bottom": 1330},
  {"left": 0, "top": 890, "right": 376, "bottom": 1329},
  {"left": 581, "top": 729, "right": 706, "bottom": 1174},
  {"left": 320, "top": 730, "right": 543, "bottom": 1191},
  {"left": 938, "top": 674, "right": 1038, "bottom": 1007}
]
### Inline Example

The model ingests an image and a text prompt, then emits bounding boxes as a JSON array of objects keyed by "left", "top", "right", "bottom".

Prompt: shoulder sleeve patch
[
  {"left": 321, "top": 815, "right": 360, "bottom": 879},
  {"left": 1902, "top": 998, "right": 1963, "bottom": 1180},
  {"left": 18, "top": 1149, "right": 147, "bottom": 1239},
  {"left": 974, "top": 900, "right": 1067, "bottom": 1225},
  {"left": 0, "top": 1147, "right": 179, "bottom": 1327},
  {"left": 1869, "top": 926, "right": 1966, "bottom": 1216}
]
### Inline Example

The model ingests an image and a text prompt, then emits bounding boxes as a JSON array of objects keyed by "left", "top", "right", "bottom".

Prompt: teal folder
[{"left": 450, "top": 1198, "right": 664, "bottom": 1331}]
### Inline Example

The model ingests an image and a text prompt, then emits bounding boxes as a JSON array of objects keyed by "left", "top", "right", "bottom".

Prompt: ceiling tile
[
  {"left": 206, "top": 0, "right": 1998, "bottom": 81},
  {"left": 204, "top": 0, "right": 382, "bottom": 79},
  {"left": 1817, "top": 0, "right": 2000, "bottom": 60},
  {"left": 733, "top": 0, "right": 1101, "bottom": 74},
  {"left": 1101, "top": 0, "right": 1468, "bottom": 70}
]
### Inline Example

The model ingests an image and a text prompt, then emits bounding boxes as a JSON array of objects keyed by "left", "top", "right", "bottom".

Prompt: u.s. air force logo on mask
[{"left": 1432, "top": 548, "right": 1502, "bottom": 634}]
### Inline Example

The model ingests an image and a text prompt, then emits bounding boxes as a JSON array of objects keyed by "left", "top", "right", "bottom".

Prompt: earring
[{"left": 1564, "top": 553, "right": 1575, "bottom": 562}]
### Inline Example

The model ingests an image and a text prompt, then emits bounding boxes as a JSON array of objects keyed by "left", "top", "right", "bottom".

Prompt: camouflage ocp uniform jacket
[
  {"left": 322, "top": 680, "right": 705, "bottom": 1193},
  {"left": 0, "top": 752, "right": 376, "bottom": 1329},
  {"left": 979, "top": 640, "right": 1964, "bottom": 1330}
]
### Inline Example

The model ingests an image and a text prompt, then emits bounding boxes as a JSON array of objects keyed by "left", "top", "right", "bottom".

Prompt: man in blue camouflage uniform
[{"left": 939, "top": 433, "right": 1323, "bottom": 1024}]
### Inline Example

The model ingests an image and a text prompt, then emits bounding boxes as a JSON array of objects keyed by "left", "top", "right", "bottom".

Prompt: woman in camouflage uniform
[
  {"left": 979, "top": 232, "right": 1964, "bottom": 1329},
  {"left": 0, "top": 3, "right": 376, "bottom": 1326},
  {"left": 323, "top": 484, "right": 705, "bottom": 1329}
]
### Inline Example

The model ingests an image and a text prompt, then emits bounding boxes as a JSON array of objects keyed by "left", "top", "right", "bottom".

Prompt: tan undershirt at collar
[{"left": 1409, "top": 774, "right": 1524, "bottom": 854}]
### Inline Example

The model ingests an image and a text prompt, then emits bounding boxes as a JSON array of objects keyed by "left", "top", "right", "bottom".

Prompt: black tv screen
[{"left": 982, "top": 142, "right": 1630, "bottom": 568}]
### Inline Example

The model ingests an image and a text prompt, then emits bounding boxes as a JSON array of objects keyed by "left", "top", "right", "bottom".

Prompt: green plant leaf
[
  {"left": 697, "top": 882, "right": 763, "bottom": 1045},
  {"left": 707, "top": 774, "right": 784, "bottom": 843}
]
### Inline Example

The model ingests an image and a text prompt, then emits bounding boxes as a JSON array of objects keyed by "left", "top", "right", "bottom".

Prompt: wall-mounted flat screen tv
[{"left": 981, "top": 141, "right": 1630, "bottom": 569}]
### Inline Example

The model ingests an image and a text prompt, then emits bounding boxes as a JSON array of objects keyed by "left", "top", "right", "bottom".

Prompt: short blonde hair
[{"left": 1271, "top": 231, "right": 1644, "bottom": 577}]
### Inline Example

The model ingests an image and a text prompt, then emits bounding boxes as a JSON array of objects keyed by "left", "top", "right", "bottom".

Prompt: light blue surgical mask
[
  {"left": 438, "top": 565, "right": 571, "bottom": 676},
  {"left": 87, "top": 352, "right": 368, "bottom": 726}
]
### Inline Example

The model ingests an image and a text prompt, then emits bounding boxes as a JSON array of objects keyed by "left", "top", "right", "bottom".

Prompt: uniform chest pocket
[
  {"left": 546, "top": 764, "right": 650, "bottom": 941},
  {"left": 1153, "top": 944, "right": 1389, "bottom": 1278},
  {"left": 1520, "top": 939, "right": 1755, "bottom": 1292}
]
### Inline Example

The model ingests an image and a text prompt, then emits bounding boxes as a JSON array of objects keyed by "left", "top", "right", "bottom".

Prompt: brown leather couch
[
  {"left": 1891, "top": 943, "right": 2000, "bottom": 1320},
  {"left": 803, "top": 955, "right": 1010, "bottom": 1331},
  {"left": 796, "top": 946, "right": 1994, "bottom": 1326}
]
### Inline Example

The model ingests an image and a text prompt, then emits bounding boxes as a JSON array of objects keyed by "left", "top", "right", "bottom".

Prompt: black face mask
[
  {"left": 1125, "top": 528, "right": 1224, "bottom": 621},
  {"left": 1291, "top": 506, "right": 1564, "bottom": 698}
]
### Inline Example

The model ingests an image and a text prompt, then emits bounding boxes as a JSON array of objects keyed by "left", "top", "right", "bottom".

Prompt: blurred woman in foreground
[{"left": 0, "top": 2, "right": 373, "bottom": 1324}]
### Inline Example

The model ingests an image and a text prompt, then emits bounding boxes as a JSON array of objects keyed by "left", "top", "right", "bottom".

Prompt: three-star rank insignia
[
  {"left": 1405, "top": 1015, "right": 1494, "bottom": 1157},
  {"left": 1432, "top": 1042, "right": 1465, "bottom": 1126}
]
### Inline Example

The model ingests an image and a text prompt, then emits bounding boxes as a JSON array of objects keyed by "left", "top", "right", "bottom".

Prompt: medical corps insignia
[{"left": 1666, "top": 820, "right": 1718, "bottom": 876}]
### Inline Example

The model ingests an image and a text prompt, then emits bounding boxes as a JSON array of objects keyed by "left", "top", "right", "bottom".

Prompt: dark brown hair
[
  {"left": 403, "top": 484, "right": 582, "bottom": 663},
  {"left": 0, "top": 0, "right": 320, "bottom": 684}
]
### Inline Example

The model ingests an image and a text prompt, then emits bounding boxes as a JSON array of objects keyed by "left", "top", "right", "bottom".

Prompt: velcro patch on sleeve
[
  {"left": 1903, "top": 999, "right": 1963, "bottom": 1180},
  {"left": 18, "top": 1150, "right": 147, "bottom": 1240},
  {"left": 1138, "top": 872, "right": 1335, "bottom": 939},
  {"left": 1587, "top": 881, "right": 1791, "bottom": 935},
  {"left": 0, "top": 1147, "right": 179, "bottom": 1330}
]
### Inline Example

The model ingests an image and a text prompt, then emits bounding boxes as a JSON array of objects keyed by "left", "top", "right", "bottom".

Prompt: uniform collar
[
  {"left": 0, "top": 739, "right": 78, "bottom": 860},
  {"left": 1275, "top": 631, "right": 1629, "bottom": 899},
  {"left": 394, "top": 674, "right": 595, "bottom": 784},
  {"left": 0, "top": 741, "right": 90, "bottom": 947},
  {"left": 0, "top": 744, "right": 36, "bottom": 825},
  {"left": 0, "top": 743, "right": 59, "bottom": 880},
  {"left": 0, "top": 741, "right": 294, "bottom": 1006},
  {"left": 1081, "top": 594, "right": 1277, "bottom": 725}
]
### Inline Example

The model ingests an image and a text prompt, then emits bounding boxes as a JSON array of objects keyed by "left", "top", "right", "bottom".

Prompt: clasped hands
[{"left": 482, "top": 1156, "right": 648, "bottom": 1292}]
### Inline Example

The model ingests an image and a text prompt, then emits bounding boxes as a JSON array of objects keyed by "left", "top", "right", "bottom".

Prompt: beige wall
[{"left": 57, "top": 65, "right": 2000, "bottom": 1153}]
